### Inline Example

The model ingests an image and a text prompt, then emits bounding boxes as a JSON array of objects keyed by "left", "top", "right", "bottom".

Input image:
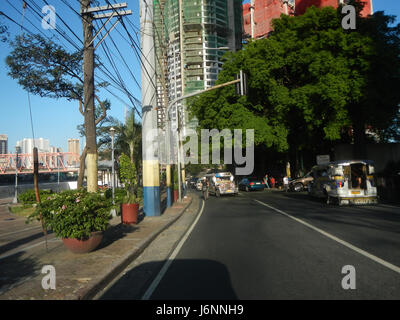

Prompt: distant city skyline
[
  {"left": 67, "top": 139, "right": 80, "bottom": 166},
  {"left": 0, "top": 134, "right": 8, "bottom": 154}
]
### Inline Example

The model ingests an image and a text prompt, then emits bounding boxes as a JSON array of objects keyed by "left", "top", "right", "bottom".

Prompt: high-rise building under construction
[{"left": 153, "top": 0, "right": 243, "bottom": 134}]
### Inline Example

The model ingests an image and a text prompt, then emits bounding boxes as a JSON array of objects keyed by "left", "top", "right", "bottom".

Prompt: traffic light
[{"left": 235, "top": 70, "right": 248, "bottom": 96}]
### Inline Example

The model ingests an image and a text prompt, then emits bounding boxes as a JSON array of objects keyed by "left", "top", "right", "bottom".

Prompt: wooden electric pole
[
  {"left": 80, "top": 1, "right": 131, "bottom": 192},
  {"left": 81, "top": 0, "right": 97, "bottom": 193}
]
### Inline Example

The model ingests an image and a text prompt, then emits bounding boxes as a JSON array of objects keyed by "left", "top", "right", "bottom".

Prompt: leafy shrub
[
  {"left": 119, "top": 153, "right": 139, "bottom": 204},
  {"left": 27, "top": 189, "right": 112, "bottom": 240},
  {"left": 18, "top": 189, "right": 53, "bottom": 205},
  {"left": 105, "top": 188, "right": 127, "bottom": 205},
  {"left": 173, "top": 168, "right": 179, "bottom": 190}
]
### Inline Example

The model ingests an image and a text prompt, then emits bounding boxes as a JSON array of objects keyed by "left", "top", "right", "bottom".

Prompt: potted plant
[
  {"left": 26, "top": 189, "right": 112, "bottom": 253},
  {"left": 119, "top": 153, "right": 139, "bottom": 224}
]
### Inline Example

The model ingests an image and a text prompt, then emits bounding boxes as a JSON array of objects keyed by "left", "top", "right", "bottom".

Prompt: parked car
[
  {"left": 289, "top": 172, "right": 313, "bottom": 192},
  {"left": 238, "top": 177, "right": 265, "bottom": 191}
]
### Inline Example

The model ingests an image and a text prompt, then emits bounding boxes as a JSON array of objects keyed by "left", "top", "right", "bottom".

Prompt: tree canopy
[
  {"left": 0, "top": 19, "right": 8, "bottom": 42},
  {"left": 189, "top": 3, "right": 400, "bottom": 164},
  {"left": 6, "top": 33, "right": 110, "bottom": 189}
]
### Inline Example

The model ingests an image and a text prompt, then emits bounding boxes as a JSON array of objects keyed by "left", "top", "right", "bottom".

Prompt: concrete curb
[{"left": 72, "top": 196, "right": 194, "bottom": 300}]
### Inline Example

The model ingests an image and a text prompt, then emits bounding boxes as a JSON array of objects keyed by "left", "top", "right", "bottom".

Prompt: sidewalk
[{"left": 0, "top": 195, "right": 195, "bottom": 300}]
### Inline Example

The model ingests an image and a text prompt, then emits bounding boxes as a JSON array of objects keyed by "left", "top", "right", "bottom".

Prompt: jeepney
[
  {"left": 307, "top": 160, "right": 378, "bottom": 205},
  {"left": 205, "top": 172, "right": 238, "bottom": 197}
]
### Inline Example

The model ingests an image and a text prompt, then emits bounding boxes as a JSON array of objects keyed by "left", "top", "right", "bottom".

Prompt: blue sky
[
  {"left": 0, "top": 0, "right": 141, "bottom": 153},
  {"left": 0, "top": 0, "right": 399, "bottom": 153}
]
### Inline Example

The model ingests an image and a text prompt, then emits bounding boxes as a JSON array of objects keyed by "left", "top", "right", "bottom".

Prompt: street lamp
[{"left": 110, "top": 127, "right": 116, "bottom": 217}]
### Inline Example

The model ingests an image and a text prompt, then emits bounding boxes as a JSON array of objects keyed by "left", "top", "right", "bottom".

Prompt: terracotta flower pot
[
  {"left": 121, "top": 203, "right": 139, "bottom": 224},
  {"left": 173, "top": 190, "right": 179, "bottom": 202},
  {"left": 62, "top": 231, "right": 103, "bottom": 254}
]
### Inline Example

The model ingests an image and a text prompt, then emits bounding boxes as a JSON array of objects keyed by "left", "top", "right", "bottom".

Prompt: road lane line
[
  {"left": 141, "top": 199, "right": 205, "bottom": 300},
  {"left": 254, "top": 199, "right": 400, "bottom": 275}
]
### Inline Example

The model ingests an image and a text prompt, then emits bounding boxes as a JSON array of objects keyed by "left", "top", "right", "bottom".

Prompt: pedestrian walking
[
  {"left": 283, "top": 175, "right": 289, "bottom": 192},
  {"left": 202, "top": 178, "right": 209, "bottom": 200},
  {"left": 263, "top": 174, "right": 270, "bottom": 189}
]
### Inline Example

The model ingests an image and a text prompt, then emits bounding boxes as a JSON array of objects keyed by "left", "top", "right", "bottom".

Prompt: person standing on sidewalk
[
  {"left": 270, "top": 176, "right": 276, "bottom": 188},
  {"left": 283, "top": 175, "right": 289, "bottom": 192}
]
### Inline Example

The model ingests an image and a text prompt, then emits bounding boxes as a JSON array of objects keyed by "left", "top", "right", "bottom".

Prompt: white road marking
[
  {"left": 141, "top": 200, "right": 206, "bottom": 300},
  {"left": 254, "top": 199, "right": 400, "bottom": 275}
]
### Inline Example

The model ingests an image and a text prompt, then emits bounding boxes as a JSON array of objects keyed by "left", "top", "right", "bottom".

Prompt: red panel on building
[
  {"left": 295, "top": 0, "right": 338, "bottom": 15},
  {"left": 243, "top": 0, "right": 373, "bottom": 40},
  {"left": 243, "top": 0, "right": 295, "bottom": 39},
  {"left": 295, "top": 0, "right": 372, "bottom": 16}
]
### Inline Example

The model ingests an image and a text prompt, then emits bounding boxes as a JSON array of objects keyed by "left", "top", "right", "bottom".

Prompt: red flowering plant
[{"left": 27, "top": 189, "right": 113, "bottom": 240}]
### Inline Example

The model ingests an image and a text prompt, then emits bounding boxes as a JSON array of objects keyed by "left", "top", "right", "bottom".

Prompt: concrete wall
[{"left": 334, "top": 144, "right": 400, "bottom": 173}]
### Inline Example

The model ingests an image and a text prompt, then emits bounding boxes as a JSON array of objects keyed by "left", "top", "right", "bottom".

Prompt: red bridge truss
[{"left": 0, "top": 152, "right": 80, "bottom": 175}]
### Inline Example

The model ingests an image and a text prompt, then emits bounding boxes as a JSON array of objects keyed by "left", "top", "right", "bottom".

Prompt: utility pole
[
  {"left": 178, "top": 0, "right": 185, "bottom": 201},
  {"left": 81, "top": 0, "right": 97, "bottom": 193},
  {"left": 80, "top": 1, "right": 132, "bottom": 193},
  {"left": 140, "top": 0, "right": 161, "bottom": 216}
]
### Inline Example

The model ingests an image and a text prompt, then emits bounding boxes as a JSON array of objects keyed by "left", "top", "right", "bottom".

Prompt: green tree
[
  {"left": 190, "top": 3, "right": 400, "bottom": 175},
  {"left": 112, "top": 109, "right": 142, "bottom": 178},
  {"left": 0, "top": 18, "right": 8, "bottom": 42},
  {"left": 6, "top": 34, "right": 109, "bottom": 189},
  {"left": 119, "top": 153, "right": 138, "bottom": 203}
]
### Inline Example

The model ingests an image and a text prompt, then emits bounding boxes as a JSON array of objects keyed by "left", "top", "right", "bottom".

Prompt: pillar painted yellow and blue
[
  {"left": 143, "top": 159, "right": 161, "bottom": 216},
  {"left": 140, "top": 0, "right": 160, "bottom": 216},
  {"left": 166, "top": 164, "right": 172, "bottom": 207}
]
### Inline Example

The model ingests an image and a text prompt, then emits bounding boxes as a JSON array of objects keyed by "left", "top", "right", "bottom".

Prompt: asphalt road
[{"left": 106, "top": 190, "right": 400, "bottom": 300}]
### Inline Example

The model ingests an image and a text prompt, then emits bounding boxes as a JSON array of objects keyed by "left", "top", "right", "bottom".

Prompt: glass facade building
[{"left": 153, "top": 0, "right": 243, "bottom": 133}]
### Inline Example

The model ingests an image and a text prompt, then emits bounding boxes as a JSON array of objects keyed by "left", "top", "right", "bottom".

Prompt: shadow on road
[
  {"left": 272, "top": 192, "right": 400, "bottom": 234},
  {"left": 0, "top": 230, "right": 53, "bottom": 256},
  {"left": 0, "top": 251, "right": 39, "bottom": 296},
  {"left": 96, "top": 223, "right": 139, "bottom": 251},
  {"left": 99, "top": 259, "right": 238, "bottom": 300}
]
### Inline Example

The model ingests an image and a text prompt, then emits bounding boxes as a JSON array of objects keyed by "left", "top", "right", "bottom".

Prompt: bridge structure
[{"left": 0, "top": 152, "right": 80, "bottom": 175}]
